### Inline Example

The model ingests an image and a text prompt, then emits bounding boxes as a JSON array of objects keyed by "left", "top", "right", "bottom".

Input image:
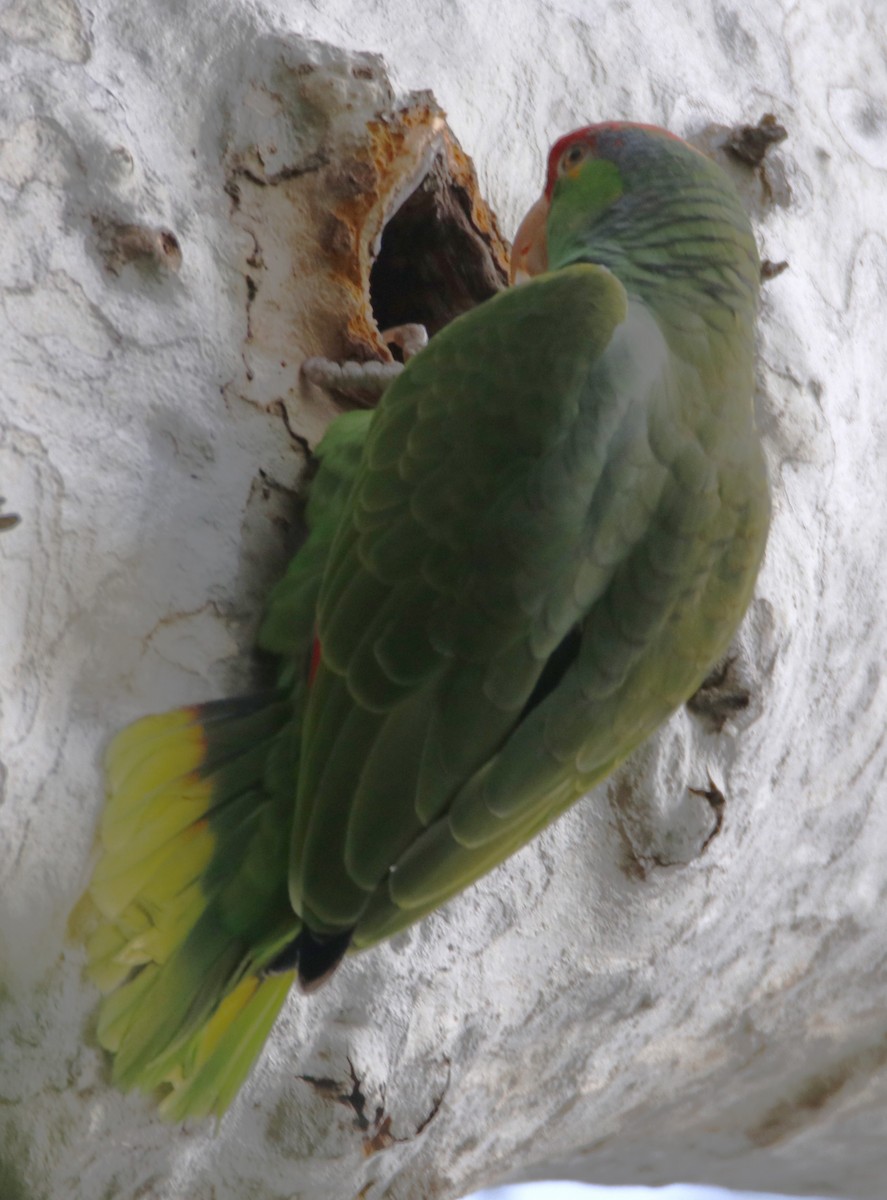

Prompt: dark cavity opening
[{"left": 369, "top": 153, "right": 508, "bottom": 351}]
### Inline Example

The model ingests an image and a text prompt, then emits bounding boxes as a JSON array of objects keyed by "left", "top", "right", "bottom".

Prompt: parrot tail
[{"left": 79, "top": 693, "right": 302, "bottom": 1120}]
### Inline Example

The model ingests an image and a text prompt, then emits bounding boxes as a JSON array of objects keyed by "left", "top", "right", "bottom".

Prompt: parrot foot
[
  {"left": 301, "top": 355, "right": 403, "bottom": 404},
  {"left": 301, "top": 324, "right": 428, "bottom": 404}
]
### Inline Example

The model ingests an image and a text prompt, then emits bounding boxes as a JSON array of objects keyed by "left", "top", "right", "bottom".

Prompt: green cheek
[{"left": 548, "top": 159, "right": 624, "bottom": 265}]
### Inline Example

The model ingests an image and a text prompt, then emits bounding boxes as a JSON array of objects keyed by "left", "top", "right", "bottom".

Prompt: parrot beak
[{"left": 509, "top": 195, "right": 550, "bottom": 285}]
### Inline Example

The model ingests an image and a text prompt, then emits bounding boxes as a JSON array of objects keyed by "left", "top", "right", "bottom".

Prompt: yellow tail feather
[
  {"left": 81, "top": 694, "right": 299, "bottom": 1119},
  {"left": 90, "top": 817, "right": 214, "bottom": 919}
]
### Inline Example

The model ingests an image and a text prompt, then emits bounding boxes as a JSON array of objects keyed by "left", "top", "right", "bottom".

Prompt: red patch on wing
[
  {"left": 544, "top": 121, "right": 686, "bottom": 198},
  {"left": 308, "top": 634, "right": 322, "bottom": 687},
  {"left": 184, "top": 705, "right": 210, "bottom": 756}
]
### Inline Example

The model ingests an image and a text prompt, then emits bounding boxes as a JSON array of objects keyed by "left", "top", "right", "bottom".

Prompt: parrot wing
[
  {"left": 290, "top": 263, "right": 768, "bottom": 952},
  {"left": 293, "top": 263, "right": 636, "bottom": 940}
]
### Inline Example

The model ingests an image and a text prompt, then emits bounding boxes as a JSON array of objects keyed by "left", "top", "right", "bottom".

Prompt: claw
[{"left": 380, "top": 323, "right": 428, "bottom": 361}]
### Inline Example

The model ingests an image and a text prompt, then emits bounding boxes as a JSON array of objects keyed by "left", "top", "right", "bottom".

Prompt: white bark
[{"left": 1, "top": 1, "right": 886, "bottom": 1198}]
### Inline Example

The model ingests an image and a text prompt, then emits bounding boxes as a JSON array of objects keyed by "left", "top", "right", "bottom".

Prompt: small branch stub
[
  {"left": 724, "top": 113, "right": 789, "bottom": 167},
  {"left": 92, "top": 216, "right": 182, "bottom": 275}
]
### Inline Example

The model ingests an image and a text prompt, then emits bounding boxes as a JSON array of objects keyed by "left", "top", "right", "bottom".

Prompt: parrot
[{"left": 80, "top": 121, "right": 770, "bottom": 1121}]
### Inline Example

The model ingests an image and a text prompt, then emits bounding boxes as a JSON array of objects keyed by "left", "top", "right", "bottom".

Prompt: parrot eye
[{"left": 559, "top": 143, "right": 590, "bottom": 174}]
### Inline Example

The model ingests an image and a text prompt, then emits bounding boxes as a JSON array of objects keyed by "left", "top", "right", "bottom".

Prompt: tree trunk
[{"left": 1, "top": 1, "right": 885, "bottom": 1198}]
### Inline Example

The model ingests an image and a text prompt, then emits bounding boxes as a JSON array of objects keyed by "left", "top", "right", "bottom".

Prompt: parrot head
[
  {"left": 511, "top": 121, "right": 757, "bottom": 301},
  {"left": 511, "top": 122, "right": 691, "bottom": 282},
  {"left": 543, "top": 122, "right": 691, "bottom": 199}
]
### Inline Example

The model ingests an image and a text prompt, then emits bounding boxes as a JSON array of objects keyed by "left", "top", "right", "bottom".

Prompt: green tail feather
[{"left": 157, "top": 970, "right": 295, "bottom": 1121}]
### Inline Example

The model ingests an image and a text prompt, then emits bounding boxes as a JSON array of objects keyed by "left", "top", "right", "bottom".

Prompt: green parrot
[{"left": 81, "top": 122, "right": 770, "bottom": 1120}]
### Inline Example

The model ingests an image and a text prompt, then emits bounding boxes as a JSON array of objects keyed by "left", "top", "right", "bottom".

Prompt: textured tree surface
[{"left": 1, "top": 2, "right": 886, "bottom": 1198}]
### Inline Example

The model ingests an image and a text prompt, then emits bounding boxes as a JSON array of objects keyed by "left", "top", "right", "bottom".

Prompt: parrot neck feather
[{"left": 548, "top": 178, "right": 760, "bottom": 341}]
